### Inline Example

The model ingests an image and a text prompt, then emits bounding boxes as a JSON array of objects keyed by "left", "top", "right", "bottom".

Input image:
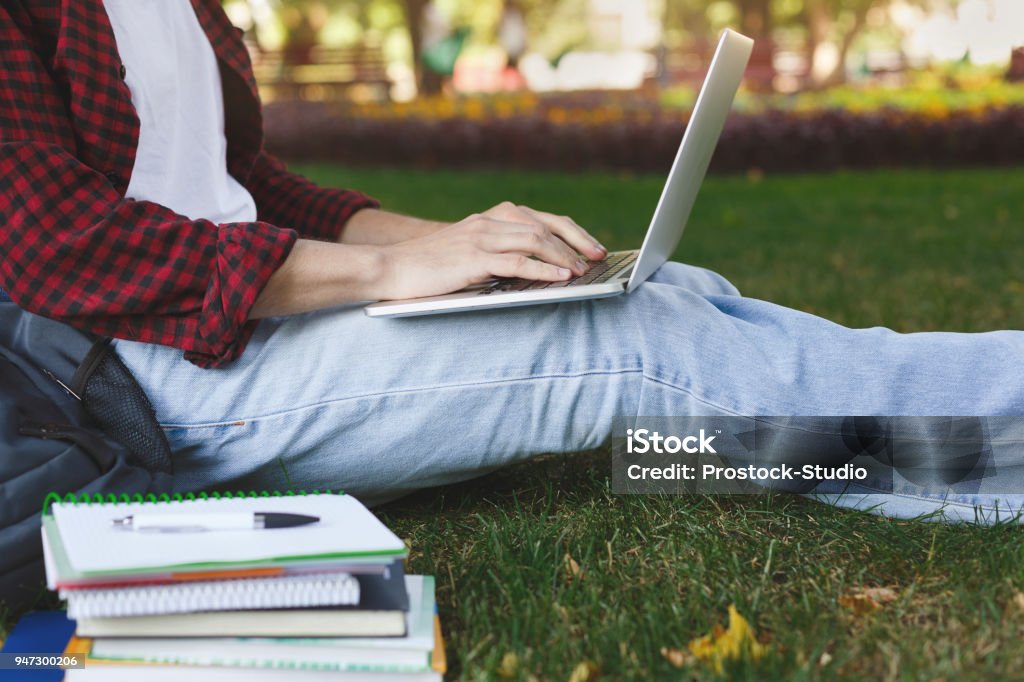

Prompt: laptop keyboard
[{"left": 478, "top": 250, "right": 638, "bottom": 295}]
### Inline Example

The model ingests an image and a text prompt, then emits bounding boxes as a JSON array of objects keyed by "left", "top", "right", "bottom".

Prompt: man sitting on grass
[{"left": 2, "top": 0, "right": 1022, "bottom": 523}]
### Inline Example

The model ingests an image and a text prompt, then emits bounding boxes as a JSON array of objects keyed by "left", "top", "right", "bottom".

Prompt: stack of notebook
[{"left": 35, "top": 492, "right": 445, "bottom": 680}]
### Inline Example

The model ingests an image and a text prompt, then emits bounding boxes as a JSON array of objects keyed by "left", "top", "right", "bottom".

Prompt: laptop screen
[{"left": 626, "top": 29, "right": 754, "bottom": 293}]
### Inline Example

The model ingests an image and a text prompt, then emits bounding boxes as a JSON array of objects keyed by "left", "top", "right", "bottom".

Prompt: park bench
[
  {"left": 658, "top": 38, "right": 778, "bottom": 91},
  {"left": 251, "top": 44, "right": 392, "bottom": 102}
]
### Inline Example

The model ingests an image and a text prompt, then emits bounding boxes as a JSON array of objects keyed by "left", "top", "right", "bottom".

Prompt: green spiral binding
[{"left": 41, "top": 488, "right": 340, "bottom": 515}]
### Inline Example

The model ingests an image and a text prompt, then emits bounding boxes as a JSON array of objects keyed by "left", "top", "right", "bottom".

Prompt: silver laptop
[{"left": 365, "top": 30, "right": 754, "bottom": 319}]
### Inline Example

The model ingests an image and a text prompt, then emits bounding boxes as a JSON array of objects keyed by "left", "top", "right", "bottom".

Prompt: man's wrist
[
  {"left": 345, "top": 243, "right": 389, "bottom": 300},
  {"left": 250, "top": 240, "right": 388, "bottom": 318},
  {"left": 340, "top": 209, "right": 447, "bottom": 245}
]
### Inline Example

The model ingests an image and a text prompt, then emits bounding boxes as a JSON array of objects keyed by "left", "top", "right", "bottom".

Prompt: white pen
[{"left": 111, "top": 512, "right": 320, "bottom": 532}]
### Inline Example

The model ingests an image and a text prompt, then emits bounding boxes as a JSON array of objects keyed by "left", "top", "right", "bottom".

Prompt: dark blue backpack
[{"left": 0, "top": 298, "right": 174, "bottom": 614}]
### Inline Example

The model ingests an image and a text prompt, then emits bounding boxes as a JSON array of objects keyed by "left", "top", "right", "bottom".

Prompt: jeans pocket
[{"left": 161, "top": 420, "right": 256, "bottom": 490}]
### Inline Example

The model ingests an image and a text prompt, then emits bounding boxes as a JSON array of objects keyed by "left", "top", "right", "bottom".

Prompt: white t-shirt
[{"left": 103, "top": 0, "right": 258, "bottom": 224}]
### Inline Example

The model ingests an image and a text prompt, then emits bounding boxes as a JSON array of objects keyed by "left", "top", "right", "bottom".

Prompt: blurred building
[
  {"left": 510, "top": 0, "right": 662, "bottom": 92},
  {"left": 902, "top": 0, "right": 1024, "bottom": 66}
]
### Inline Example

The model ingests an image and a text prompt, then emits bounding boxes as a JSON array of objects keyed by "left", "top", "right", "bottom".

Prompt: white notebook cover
[{"left": 50, "top": 494, "right": 405, "bottom": 575}]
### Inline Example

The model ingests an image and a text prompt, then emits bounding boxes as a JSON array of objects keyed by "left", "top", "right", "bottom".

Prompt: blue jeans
[{"left": 111, "top": 262, "right": 1024, "bottom": 522}]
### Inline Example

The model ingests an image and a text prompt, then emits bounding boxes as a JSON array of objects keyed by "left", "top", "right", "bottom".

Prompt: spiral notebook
[
  {"left": 70, "top": 561, "right": 410, "bottom": 638},
  {"left": 42, "top": 491, "right": 407, "bottom": 586},
  {"left": 63, "top": 571, "right": 361, "bottom": 620}
]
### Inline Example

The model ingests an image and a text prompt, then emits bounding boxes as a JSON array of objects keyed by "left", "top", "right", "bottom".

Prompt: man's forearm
[
  {"left": 339, "top": 208, "right": 446, "bottom": 245},
  {"left": 251, "top": 211, "right": 446, "bottom": 319},
  {"left": 251, "top": 201, "right": 608, "bottom": 320},
  {"left": 249, "top": 239, "right": 386, "bottom": 318}
]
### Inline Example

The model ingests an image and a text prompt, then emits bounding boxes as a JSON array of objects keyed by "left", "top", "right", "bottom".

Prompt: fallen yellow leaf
[
  {"left": 564, "top": 553, "right": 584, "bottom": 582},
  {"left": 839, "top": 586, "right": 898, "bottom": 615},
  {"left": 861, "top": 587, "right": 898, "bottom": 603},
  {"left": 688, "top": 604, "right": 767, "bottom": 673},
  {"left": 497, "top": 652, "right": 518, "bottom": 679},
  {"left": 838, "top": 595, "right": 873, "bottom": 615},
  {"left": 567, "top": 660, "right": 599, "bottom": 682}
]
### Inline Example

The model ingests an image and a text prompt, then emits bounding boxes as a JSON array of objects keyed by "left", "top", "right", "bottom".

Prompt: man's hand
[{"left": 374, "top": 202, "right": 608, "bottom": 301}]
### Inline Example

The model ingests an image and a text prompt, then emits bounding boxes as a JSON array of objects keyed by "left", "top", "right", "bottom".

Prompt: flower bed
[{"left": 263, "top": 94, "right": 1024, "bottom": 174}]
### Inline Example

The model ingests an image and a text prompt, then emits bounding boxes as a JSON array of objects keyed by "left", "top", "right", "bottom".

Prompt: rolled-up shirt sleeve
[{"left": 1, "top": 141, "right": 296, "bottom": 368}]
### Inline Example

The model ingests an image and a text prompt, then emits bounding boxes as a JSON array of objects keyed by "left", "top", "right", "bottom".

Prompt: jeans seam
[
  {"left": 890, "top": 489, "right": 1024, "bottom": 511},
  {"left": 639, "top": 373, "right": 747, "bottom": 416},
  {"left": 161, "top": 369, "right": 753, "bottom": 429},
  {"left": 813, "top": 491, "right": 1024, "bottom": 516},
  {"left": 158, "top": 367, "right": 648, "bottom": 428}
]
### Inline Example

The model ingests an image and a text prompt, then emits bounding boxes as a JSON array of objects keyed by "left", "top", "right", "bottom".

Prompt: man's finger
[
  {"left": 477, "top": 217, "right": 588, "bottom": 274},
  {"left": 484, "top": 231, "right": 586, "bottom": 274},
  {"left": 516, "top": 205, "right": 607, "bottom": 261},
  {"left": 482, "top": 201, "right": 604, "bottom": 263},
  {"left": 489, "top": 254, "right": 573, "bottom": 282}
]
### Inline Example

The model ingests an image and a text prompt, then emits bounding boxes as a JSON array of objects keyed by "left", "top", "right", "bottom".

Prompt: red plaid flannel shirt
[{"left": 0, "top": 0, "right": 379, "bottom": 367}]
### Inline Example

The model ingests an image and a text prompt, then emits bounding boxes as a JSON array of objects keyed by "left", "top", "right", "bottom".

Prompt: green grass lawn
[
  {"left": 296, "top": 165, "right": 1024, "bottom": 680},
  {"left": 5, "top": 166, "right": 1024, "bottom": 680}
]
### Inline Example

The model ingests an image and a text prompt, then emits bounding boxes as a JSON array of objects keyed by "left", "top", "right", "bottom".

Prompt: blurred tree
[
  {"left": 727, "top": 0, "right": 921, "bottom": 88},
  {"left": 510, "top": 0, "right": 588, "bottom": 62},
  {"left": 731, "top": 0, "right": 776, "bottom": 90},
  {"left": 804, "top": 0, "right": 934, "bottom": 87},
  {"left": 1009, "top": 47, "right": 1024, "bottom": 83},
  {"left": 659, "top": 0, "right": 710, "bottom": 48},
  {"left": 274, "top": 0, "right": 330, "bottom": 62},
  {"left": 804, "top": 0, "right": 875, "bottom": 86},
  {"left": 736, "top": 0, "right": 773, "bottom": 37},
  {"left": 498, "top": 0, "right": 528, "bottom": 68},
  {"left": 398, "top": 0, "right": 430, "bottom": 88}
]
